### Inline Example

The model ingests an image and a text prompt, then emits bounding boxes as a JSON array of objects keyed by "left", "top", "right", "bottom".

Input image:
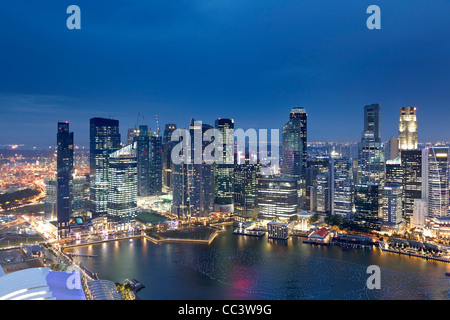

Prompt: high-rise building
[
  {"left": 411, "top": 199, "right": 428, "bottom": 229},
  {"left": 331, "top": 158, "right": 353, "bottom": 217},
  {"left": 386, "top": 158, "right": 403, "bottom": 184},
  {"left": 136, "top": 125, "right": 150, "bottom": 197},
  {"left": 257, "top": 179, "right": 298, "bottom": 220},
  {"left": 149, "top": 131, "right": 163, "bottom": 195},
  {"left": 72, "top": 176, "right": 89, "bottom": 218},
  {"left": 385, "top": 137, "right": 399, "bottom": 161},
  {"left": 364, "top": 103, "right": 380, "bottom": 142},
  {"left": 127, "top": 128, "right": 137, "bottom": 146},
  {"left": 398, "top": 107, "right": 418, "bottom": 150},
  {"left": 44, "top": 177, "right": 57, "bottom": 222},
  {"left": 354, "top": 183, "right": 381, "bottom": 230},
  {"left": 281, "top": 107, "right": 307, "bottom": 209},
  {"left": 214, "top": 118, "right": 235, "bottom": 213},
  {"left": 315, "top": 171, "right": 330, "bottom": 214},
  {"left": 56, "top": 121, "right": 74, "bottom": 238},
  {"left": 107, "top": 143, "right": 137, "bottom": 221},
  {"left": 233, "top": 152, "right": 260, "bottom": 222},
  {"left": 89, "top": 117, "right": 121, "bottom": 217},
  {"left": 423, "top": 147, "right": 449, "bottom": 217},
  {"left": 282, "top": 107, "right": 307, "bottom": 180},
  {"left": 358, "top": 131, "right": 385, "bottom": 184},
  {"left": 182, "top": 119, "right": 215, "bottom": 217},
  {"left": 163, "top": 124, "right": 177, "bottom": 191},
  {"left": 382, "top": 183, "right": 404, "bottom": 230},
  {"left": 401, "top": 149, "right": 422, "bottom": 223}
]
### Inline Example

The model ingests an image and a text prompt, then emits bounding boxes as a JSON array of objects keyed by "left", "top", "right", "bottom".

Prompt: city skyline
[{"left": 2, "top": 1, "right": 450, "bottom": 146}]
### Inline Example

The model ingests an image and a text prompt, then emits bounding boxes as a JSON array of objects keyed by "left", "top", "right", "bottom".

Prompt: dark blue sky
[{"left": 1, "top": 0, "right": 450, "bottom": 148}]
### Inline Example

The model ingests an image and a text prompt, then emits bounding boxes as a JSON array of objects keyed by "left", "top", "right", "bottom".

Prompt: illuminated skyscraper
[
  {"left": 364, "top": 103, "right": 380, "bottom": 142},
  {"left": 257, "top": 179, "right": 298, "bottom": 220},
  {"left": 163, "top": 124, "right": 177, "bottom": 191},
  {"left": 282, "top": 107, "right": 307, "bottom": 209},
  {"left": 56, "top": 121, "right": 73, "bottom": 238},
  {"left": 149, "top": 131, "right": 163, "bottom": 195},
  {"left": 136, "top": 125, "right": 150, "bottom": 197},
  {"left": 354, "top": 183, "right": 381, "bottom": 230},
  {"left": 398, "top": 107, "right": 418, "bottom": 150},
  {"left": 423, "top": 147, "right": 449, "bottom": 217},
  {"left": 234, "top": 152, "right": 260, "bottom": 222},
  {"left": 214, "top": 118, "right": 235, "bottom": 213},
  {"left": 331, "top": 158, "right": 353, "bottom": 217},
  {"left": 382, "top": 183, "right": 404, "bottom": 231},
  {"left": 358, "top": 104, "right": 385, "bottom": 184},
  {"left": 401, "top": 149, "right": 422, "bottom": 223},
  {"left": 89, "top": 117, "right": 120, "bottom": 217},
  {"left": 107, "top": 143, "right": 137, "bottom": 221}
]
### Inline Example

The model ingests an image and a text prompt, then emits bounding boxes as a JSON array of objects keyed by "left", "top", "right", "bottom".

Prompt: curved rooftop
[{"left": 0, "top": 267, "right": 86, "bottom": 300}]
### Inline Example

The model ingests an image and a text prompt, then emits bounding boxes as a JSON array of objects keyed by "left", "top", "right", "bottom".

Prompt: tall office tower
[
  {"left": 304, "top": 167, "right": 320, "bottom": 211},
  {"left": 385, "top": 137, "right": 399, "bottom": 161},
  {"left": 382, "top": 183, "right": 404, "bottom": 231},
  {"left": 358, "top": 131, "right": 385, "bottom": 184},
  {"left": 149, "top": 131, "right": 163, "bottom": 195},
  {"left": 411, "top": 199, "right": 427, "bottom": 228},
  {"left": 107, "top": 143, "right": 137, "bottom": 221},
  {"left": 308, "top": 155, "right": 330, "bottom": 174},
  {"left": 163, "top": 124, "right": 177, "bottom": 191},
  {"left": 171, "top": 146, "right": 190, "bottom": 219},
  {"left": 423, "top": 147, "right": 449, "bottom": 217},
  {"left": 56, "top": 121, "right": 74, "bottom": 238},
  {"left": 332, "top": 158, "right": 353, "bottom": 217},
  {"left": 386, "top": 158, "right": 403, "bottom": 184},
  {"left": 401, "top": 149, "right": 422, "bottom": 224},
  {"left": 398, "top": 107, "right": 418, "bottom": 150},
  {"left": 127, "top": 128, "right": 137, "bottom": 146},
  {"left": 364, "top": 103, "right": 381, "bottom": 142},
  {"left": 282, "top": 107, "right": 307, "bottom": 208},
  {"left": 234, "top": 152, "right": 260, "bottom": 222},
  {"left": 44, "top": 177, "right": 57, "bottom": 222},
  {"left": 282, "top": 107, "right": 307, "bottom": 179},
  {"left": 214, "top": 118, "right": 235, "bottom": 213},
  {"left": 186, "top": 119, "right": 215, "bottom": 217},
  {"left": 354, "top": 183, "right": 381, "bottom": 230},
  {"left": 89, "top": 117, "right": 120, "bottom": 217},
  {"left": 257, "top": 179, "right": 298, "bottom": 220},
  {"left": 72, "top": 176, "right": 89, "bottom": 218},
  {"left": 315, "top": 171, "right": 330, "bottom": 214},
  {"left": 136, "top": 125, "right": 150, "bottom": 197}
]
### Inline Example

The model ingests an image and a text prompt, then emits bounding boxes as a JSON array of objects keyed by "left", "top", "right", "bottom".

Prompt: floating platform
[{"left": 233, "top": 229, "right": 265, "bottom": 237}]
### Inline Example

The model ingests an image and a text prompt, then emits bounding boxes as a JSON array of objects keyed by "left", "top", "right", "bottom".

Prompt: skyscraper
[
  {"left": 282, "top": 107, "right": 307, "bottom": 209},
  {"left": 163, "top": 124, "right": 177, "bottom": 191},
  {"left": 257, "top": 179, "right": 298, "bottom": 220},
  {"left": 89, "top": 117, "right": 121, "bottom": 217},
  {"left": 234, "top": 152, "right": 260, "bottom": 222},
  {"left": 398, "top": 107, "right": 418, "bottom": 150},
  {"left": 364, "top": 103, "right": 380, "bottom": 142},
  {"left": 56, "top": 121, "right": 73, "bottom": 238},
  {"left": 423, "top": 147, "right": 449, "bottom": 217},
  {"left": 149, "top": 131, "right": 163, "bottom": 195},
  {"left": 214, "top": 118, "right": 235, "bottom": 213},
  {"left": 282, "top": 107, "right": 307, "bottom": 180},
  {"left": 382, "top": 183, "right": 404, "bottom": 231},
  {"left": 136, "top": 125, "right": 150, "bottom": 197},
  {"left": 107, "top": 143, "right": 137, "bottom": 221},
  {"left": 354, "top": 183, "right": 381, "bottom": 230},
  {"left": 401, "top": 149, "right": 422, "bottom": 224},
  {"left": 331, "top": 158, "right": 353, "bottom": 217},
  {"left": 358, "top": 104, "right": 384, "bottom": 184}
]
